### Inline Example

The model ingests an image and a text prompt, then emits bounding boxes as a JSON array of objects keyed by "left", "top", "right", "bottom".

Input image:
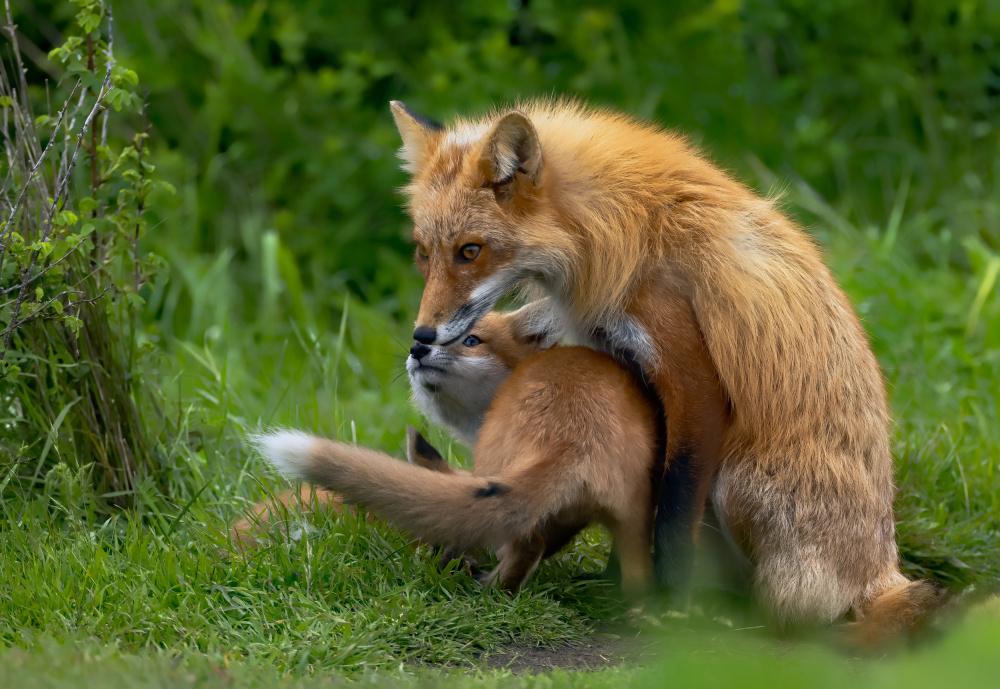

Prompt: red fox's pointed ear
[
  {"left": 390, "top": 101, "right": 443, "bottom": 174},
  {"left": 481, "top": 111, "right": 542, "bottom": 186}
]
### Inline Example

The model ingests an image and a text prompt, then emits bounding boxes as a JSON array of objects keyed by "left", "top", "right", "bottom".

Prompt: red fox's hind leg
[{"left": 630, "top": 286, "right": 729, "bottom": 604}]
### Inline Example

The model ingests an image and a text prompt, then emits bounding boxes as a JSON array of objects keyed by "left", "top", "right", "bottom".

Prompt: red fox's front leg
[{"left": 629, "top": 286, "right": 730, "bottom": 603}]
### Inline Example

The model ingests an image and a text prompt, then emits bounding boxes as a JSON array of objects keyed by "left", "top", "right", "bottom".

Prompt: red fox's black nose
[
  {"left": 410, "top": 343, "right": 431, "bottom": 360},
  {"left": 413, "top": 326, "right": 437, "bottom": 344}
]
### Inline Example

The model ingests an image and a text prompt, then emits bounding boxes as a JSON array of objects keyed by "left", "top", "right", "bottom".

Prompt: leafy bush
[{"left": 0, "top": 0, "right": 171, "bottom": 506}]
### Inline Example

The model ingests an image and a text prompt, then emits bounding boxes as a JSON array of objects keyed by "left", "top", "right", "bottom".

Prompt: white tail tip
[{"left": 251, "top": 430, "right": 317, "bottom": 478}]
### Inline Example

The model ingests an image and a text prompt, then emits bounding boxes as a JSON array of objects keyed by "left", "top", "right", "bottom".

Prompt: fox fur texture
[
  {"left": 388, "top": 98, "right": 947, "bottom": 643},
  {"left": 257, "top": 344, "right": 660, "bottom": 596},
  {"left": 232, "top": 304, "right": 558, "bottom": 555}
]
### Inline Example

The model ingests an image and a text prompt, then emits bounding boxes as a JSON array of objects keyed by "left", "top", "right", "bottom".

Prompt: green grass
[
  {"left": 2, "top": 602, "right": 1000, "bottom": 688},
  {"left": 2, "top": 185, "right": 999, "bottom": 685}
]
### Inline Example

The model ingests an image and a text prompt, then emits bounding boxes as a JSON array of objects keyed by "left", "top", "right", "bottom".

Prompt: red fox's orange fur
[{"left": 387, "top": 99, "right": 946, "bottom": 643}]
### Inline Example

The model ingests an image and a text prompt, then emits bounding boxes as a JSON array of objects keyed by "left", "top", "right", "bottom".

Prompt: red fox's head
[
  {"left": 390, "top": 101, "right": 576, "bottom": 346},
  {"left": 406, "top": 299, "right": 561, "bottom": 446}
]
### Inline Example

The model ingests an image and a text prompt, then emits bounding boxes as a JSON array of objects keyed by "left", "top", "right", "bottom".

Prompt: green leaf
[{"left": 54, "top": 211, "right": 79, "bottom": 227}]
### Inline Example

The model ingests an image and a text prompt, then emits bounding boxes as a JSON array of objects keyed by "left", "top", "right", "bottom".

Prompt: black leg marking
[
  {"left": 653, "top": 444, "right": 699, "bottom": 597},
  {"left": 414, "top": 432, "right": 443, "bottom": 462}
]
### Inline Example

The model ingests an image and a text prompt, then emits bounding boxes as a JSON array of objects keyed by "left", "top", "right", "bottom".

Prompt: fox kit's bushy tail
[{"left": 254, "top": 430, "right": 545, "bottom": 550}]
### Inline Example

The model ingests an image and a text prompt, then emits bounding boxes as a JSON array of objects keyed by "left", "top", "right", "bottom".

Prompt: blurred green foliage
[
  {"left": 79, "top": 0, "right": 996, "bottom": 336},
  {"left": 0, "top": 0, "right": 998, "bottom": 681}
]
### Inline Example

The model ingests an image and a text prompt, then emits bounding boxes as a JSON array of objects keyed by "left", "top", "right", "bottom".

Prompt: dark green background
[{"left": 17, "top": 0, "right": 995, "bottom": 339}]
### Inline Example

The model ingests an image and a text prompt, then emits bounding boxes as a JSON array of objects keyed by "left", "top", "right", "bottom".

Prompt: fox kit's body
[
  {"left": 258, "top": 307, "right": 661, "bottom": 595},
  {"left": 232, "top": 306, "right": 557, "bottom": 553},
  {"left": 388, "top": 99, "right": 944, "bottom": 643}
]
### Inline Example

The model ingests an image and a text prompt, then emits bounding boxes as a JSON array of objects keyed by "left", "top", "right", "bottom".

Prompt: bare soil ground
[{"left": 479, "top": 631, "right": 666, "bottom": 674}]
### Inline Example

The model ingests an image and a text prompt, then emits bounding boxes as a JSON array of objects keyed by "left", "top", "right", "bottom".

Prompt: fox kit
[
  {"left": 256, "top": 303, "right": 662, "bottom": 595},
  {"left": 232, "top": 302, "right": 562, "bottom": 551},
  {"left": 387, "top": 99, "right": 945, "bottom": 643}
]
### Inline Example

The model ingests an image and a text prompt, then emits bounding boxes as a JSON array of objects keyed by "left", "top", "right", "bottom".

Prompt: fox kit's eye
[
  {"left": 457, "top": 244, "right": 481, "bottom": 262},
  {"left": 416, "top": 244, "right": 429, "bottom": 260},
  {"left": 462, "top": 335, "right": 482, "bottom": 347}
]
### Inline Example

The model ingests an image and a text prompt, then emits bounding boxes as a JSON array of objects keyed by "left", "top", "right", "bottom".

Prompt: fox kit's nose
[
  {"left": 410, "top": 343, "right": 431, "bottom": 360},
  {"left": 413, "top": 326, "right": 437, "bottom": 344}
]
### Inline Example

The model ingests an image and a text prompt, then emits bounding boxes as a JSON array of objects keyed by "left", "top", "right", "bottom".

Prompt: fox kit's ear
[
  {"left": 480, "top": 111, "right": 543, "bottom": 187},
  {"left": 506, "top": 298, "right": 563, "bottom": 349},
  {"left": 389, "top": 101, "right": 443, "bottom": 174}
]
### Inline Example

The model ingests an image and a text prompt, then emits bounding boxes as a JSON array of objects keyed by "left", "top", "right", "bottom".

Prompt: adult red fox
[
  {"left": 254, "top": 304, "right": 663, "bottom": 595},
  {"left": 386, "top": 99, "right": 946, "bottom": 643}
]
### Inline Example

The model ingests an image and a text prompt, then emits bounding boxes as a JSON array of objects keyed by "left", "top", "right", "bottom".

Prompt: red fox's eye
[
  {"left": 416, "top": 245, "right": 429, "bottom": 260},
  {"left": 458, "top": 244, "right": 481, "bottom": 262},
  {"left": 462, "top": 335, "right": 482, "bottom": 347}
]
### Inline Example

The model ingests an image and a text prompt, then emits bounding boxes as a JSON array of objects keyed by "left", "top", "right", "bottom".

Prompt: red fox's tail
[
  {"left": 253, "top": 430, "right": 544, "bottom": 550},
  {"left": 845, "top": 576, "right": 952, "bottom": 646}
]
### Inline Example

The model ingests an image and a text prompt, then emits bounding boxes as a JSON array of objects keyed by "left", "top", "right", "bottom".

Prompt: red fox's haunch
[{"left": 388, "top": 99, "right": 946, "bottom": 643}]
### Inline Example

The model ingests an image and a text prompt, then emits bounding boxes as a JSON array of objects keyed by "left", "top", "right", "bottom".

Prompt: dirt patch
[{"left": 479, "top": 630, "right": 664, "bottom": 674}]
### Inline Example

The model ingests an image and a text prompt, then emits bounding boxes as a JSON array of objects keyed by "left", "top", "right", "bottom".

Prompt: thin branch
[
  {"left": 133, "top": 96, "right": 147, "bottom": 293},
  {"left": 0, "top": 231, "right": 144, "bottom": 312},
  {"left": 0, "top": 286, "right": 110, "bottom": 342},
  {"left": 101, "top": 6, "right": 114, "bottom": 150},
  {"left": 3, "top": 0, "right": 29, "bottom": 112},
  {"left": 86, "top": 33, "right": 100, "bottom": 198}
]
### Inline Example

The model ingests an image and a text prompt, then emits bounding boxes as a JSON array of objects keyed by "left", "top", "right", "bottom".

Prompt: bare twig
[
  {"left": 101, "top": 6, "right": 114, "bottom": 149},
  {"left": 3, "top": 0, "right": 28, "bottom": 112},
  {"left": 133, "top": 97, "right": 148, "bottom": 293},
  {"left": 0, "top": 286, "right": 110, "bottom": 341},
  {"left": 86, "top": 33, "right": 100, "bottom": 199},
  {"left": 0, "top": 235, "right": 140, "bottom": 312}
]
